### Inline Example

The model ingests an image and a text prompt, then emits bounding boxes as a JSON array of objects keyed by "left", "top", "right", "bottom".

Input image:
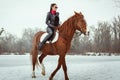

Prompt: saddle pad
[{"left": 40, "top": 32, "right": 59, "bottom": 43}]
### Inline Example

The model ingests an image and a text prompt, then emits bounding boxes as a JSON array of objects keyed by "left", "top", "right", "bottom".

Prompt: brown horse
[{"left": 31, "top": 11, "right": 87, "bottom": 80}]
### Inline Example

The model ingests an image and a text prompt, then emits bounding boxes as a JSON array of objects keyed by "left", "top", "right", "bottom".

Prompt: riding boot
[
  {"left": 38, "top": 42, "right": 44, "bottom": 50},
  {"left": 38, "top": 33, "right": 51, "bottom": 50}
]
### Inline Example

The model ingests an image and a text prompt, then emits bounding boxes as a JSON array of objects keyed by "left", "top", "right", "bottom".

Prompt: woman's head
[{"left": 50, "top": 3, "right": 58, "bottom": 11}]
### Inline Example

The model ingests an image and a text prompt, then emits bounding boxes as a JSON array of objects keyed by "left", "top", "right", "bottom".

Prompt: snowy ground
[{"left": 0, "top": 55, "right": 120, "bottom": 80}]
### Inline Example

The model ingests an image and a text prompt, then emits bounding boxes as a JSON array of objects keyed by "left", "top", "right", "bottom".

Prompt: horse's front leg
[
  {"left": 62, "top": 56, "right": 69, "bottom": 80},
  {"left": 49, "top": 56, "right": 62, "bottom": 80}
]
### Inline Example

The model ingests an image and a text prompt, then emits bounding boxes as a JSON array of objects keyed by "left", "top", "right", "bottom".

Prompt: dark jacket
[{"left": 46, "top": 12, "right": 59, "bottom": 28}]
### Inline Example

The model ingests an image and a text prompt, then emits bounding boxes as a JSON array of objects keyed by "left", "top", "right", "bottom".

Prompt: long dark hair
[{"left": 50, "top": 3, "right": 56, "bottom": 12}]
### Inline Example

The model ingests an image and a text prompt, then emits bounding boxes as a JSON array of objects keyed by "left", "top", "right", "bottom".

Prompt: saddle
[{"left": 40, "top": 31, "right": 59, "bottom": 43}]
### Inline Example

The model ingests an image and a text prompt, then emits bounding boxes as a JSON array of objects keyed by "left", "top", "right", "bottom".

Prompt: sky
[{"left": 0, "top": 0, "right": 120, "bottom": 38}]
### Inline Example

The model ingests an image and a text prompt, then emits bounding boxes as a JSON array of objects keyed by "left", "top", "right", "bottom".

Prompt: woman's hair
[{"left": 50, "top": 3, "right": 57, "bottom": 12}]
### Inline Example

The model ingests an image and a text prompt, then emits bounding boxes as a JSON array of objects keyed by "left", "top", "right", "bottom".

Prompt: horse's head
[{"left": 74, "top": 11, "right": 87, "bottom": 35}]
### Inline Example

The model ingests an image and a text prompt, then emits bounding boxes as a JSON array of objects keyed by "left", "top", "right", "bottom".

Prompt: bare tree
[
  {"left": 20, "top": 27, "right": 41, "bottom": 53},
  {"left": 71, "top": 32, "right": 80, "bottom": 51},
  {"left": 111, "top": 16, "right": 120, "bottom": 53},
  {"left": 94, "top": 22, "right": 111, "bottom": 53},
  {"left": 0, "top": 28, "right": 4, "bottom": 35},
  {"left": 0, "top": 32, "right": 17, "bottom": 54},
  {"left": 113, "top": 0, "right": 120, "bottom": 8},
  {"left": 70, "top": 30, "right": 92, "bottom": 54},
  {"left": 0, "top": 27, "right": 41, "bottom": 55}
]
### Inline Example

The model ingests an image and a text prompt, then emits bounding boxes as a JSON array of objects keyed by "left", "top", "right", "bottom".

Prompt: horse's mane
[
  {"left": 59, "top": 13, "right": 85, "bottom": 34},
  {"left": 59, "top": 15, "right": 77, "bottom": 33},
  {"left": 57, "top": 14, "right": 80, "bottom": 41},
  {"left": 58, "top": 13, "right": 85, "bottom": 41}
]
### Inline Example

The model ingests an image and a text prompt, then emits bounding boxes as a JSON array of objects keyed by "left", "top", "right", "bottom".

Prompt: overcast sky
[{"left": 0, "top": 0, "right": 120, "bottom": 37}]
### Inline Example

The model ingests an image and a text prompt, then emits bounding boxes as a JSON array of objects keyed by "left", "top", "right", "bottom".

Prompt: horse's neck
[{"left": 59, "top": 23, "right": 76, "bottom": 42}]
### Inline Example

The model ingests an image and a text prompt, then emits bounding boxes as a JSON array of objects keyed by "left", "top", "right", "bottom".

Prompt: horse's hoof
[
  {"left": 41, "top": 71, "right": 45, "bottom": 76},
  {"left": 32, "top": 75, "right": 36, "bottom": 78}
]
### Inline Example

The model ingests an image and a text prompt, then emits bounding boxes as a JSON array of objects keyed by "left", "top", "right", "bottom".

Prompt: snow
[{"left": 0, "top": 55, "right": 120, "bottom": 80}]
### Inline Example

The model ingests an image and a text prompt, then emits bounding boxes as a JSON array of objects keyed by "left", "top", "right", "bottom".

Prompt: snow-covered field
[{"left": 0, "top": 55, "right": 120, "bottom": 80}]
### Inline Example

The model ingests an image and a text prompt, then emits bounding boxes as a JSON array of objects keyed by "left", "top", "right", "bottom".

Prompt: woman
[{"left": 38, "top": 3, "right": 60, "bottom": 50}]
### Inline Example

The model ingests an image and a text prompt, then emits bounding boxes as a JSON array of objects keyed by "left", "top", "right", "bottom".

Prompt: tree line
[
  {"left": 0, "top": 16, "right": 120, "bottom": 55},
  {"left": 0, "top": 28, "right": 40, "bottom": 55},
  {"left": 71, "top": 16, "right": 120, "bottom": 55}
]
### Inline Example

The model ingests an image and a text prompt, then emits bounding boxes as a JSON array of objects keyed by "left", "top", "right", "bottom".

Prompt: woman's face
[{"left": 52, "top": 5, "right": 58, "bottom": 11}]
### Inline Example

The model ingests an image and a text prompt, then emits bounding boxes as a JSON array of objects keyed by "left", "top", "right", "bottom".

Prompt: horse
[{"left": 31, "top": 11, "right": 87, "bottom": 80}]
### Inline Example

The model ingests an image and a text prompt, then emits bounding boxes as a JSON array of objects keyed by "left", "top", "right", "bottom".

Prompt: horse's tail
[
  {"left": 30, "top": 31, "right": 44, "bottom": 70},
  {"left": 30, "top": 48, "right": 39, "bottom": 68}
]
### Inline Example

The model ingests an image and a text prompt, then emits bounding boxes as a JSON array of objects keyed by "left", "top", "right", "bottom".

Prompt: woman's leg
[{"left": 38, "top": 27, "right": 54, "bottom": 50}]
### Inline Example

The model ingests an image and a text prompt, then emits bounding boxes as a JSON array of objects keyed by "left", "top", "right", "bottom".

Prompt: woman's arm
[{"left": 45, "top": 12, "right": 55, "bottom": 28}]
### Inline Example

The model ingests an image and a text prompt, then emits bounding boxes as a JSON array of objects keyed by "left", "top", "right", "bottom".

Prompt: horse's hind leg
[
  {"left": 31, "top": 47, "right": 38, "bottom": 78},
  {"left": 38, "top": 53, "right": 47, "bottom": 76}
]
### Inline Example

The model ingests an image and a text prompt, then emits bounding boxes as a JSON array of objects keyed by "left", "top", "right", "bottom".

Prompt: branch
[
  {"left": 114, "top": 0, "right": 120, "bottom": 8},
  {"left": 0, "top": 28, "right": 4, "bottom": 35}
]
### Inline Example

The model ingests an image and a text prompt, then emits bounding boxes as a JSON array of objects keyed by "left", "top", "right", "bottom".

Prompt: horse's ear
[
  {"left": 80, "top": 12, "right": 82, "bottom": 14},
  {"left": 74, "top": 11, "right": 79, "bottom": 15}
]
